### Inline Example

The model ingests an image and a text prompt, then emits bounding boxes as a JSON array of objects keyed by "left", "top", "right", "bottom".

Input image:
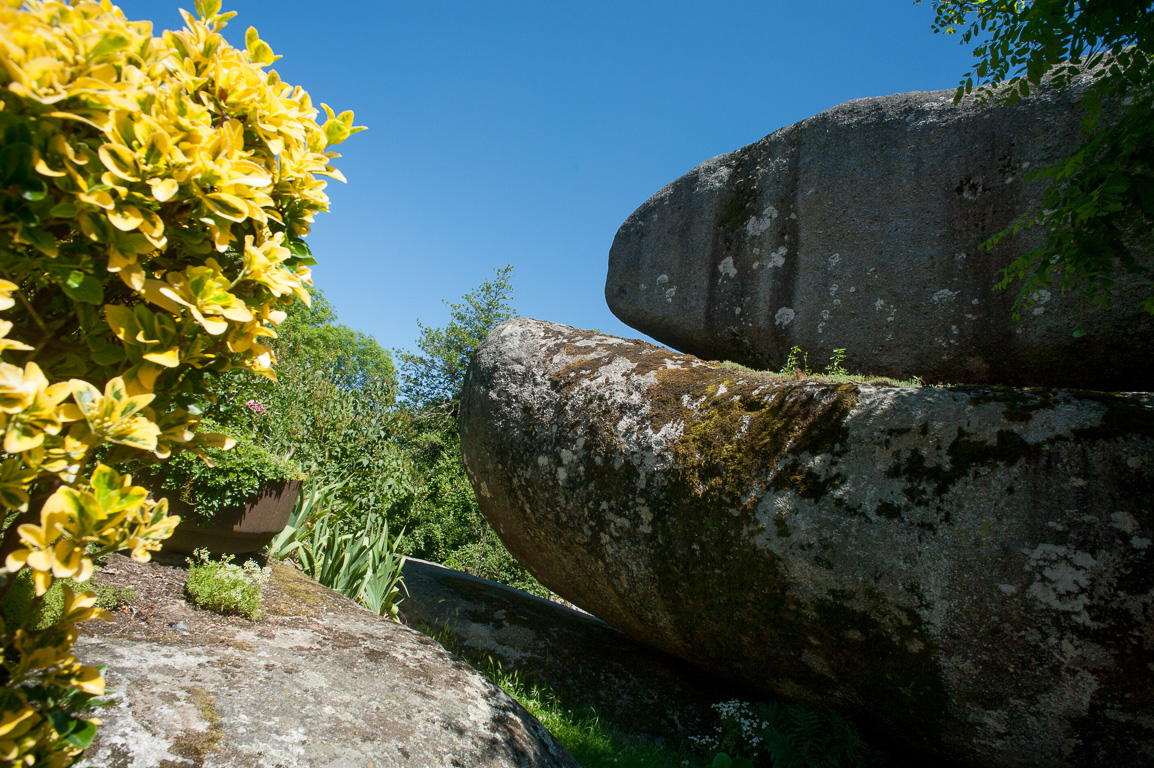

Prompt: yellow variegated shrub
[{"left": 0, "top": 0, "right": 362, "bottom": 763}]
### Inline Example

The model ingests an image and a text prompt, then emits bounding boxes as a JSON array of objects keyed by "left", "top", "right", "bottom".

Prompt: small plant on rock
[
  {"left": 185, "top": 548, "right": 270, "bottom": 621},
  {"left": 778, "top": 345, "right": 811, "bottom": 376},
  {"left": 824, "top": 348, "right": 848, "bottom": 376}
]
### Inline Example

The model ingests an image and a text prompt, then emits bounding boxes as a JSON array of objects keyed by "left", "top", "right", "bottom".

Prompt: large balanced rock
[
  {"left": 76, "top": 553, "right": 578, "bottom": 768},
  {"left": 605, "top": 83, "right": 1154, "bottom": 390},
  {"left": 460, "top": 318, "right": 1154, "bottom": 768}
]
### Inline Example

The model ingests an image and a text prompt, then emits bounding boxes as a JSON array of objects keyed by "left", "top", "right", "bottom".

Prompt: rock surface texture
[
  {"left": 460, "top": 318, "right": 1154, "bottom": 768},
  {"left": 605, "top": 82, "right": 1154, "bottom": 390},
  {"left": 400, "top": 558, "right": 747, "bottom": 745},
  {"left": 76, "top": 553, "right": 579, "bottom": 768}
]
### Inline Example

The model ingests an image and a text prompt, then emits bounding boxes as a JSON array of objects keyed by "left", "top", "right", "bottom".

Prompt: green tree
[
  {"left": 924, "top": 0, "right": 1154, "bottom": 331},
  {"left": 197, "top": 285, "right": 405, "bottom": 510},
  {"left": 391, "top": 266, "right": 545, "bottom": 594},
  {"left": 399, "top": 265, "right": 515, "bottom": 421},
  {"left": 272, "top": 287, "right": 397, "bottom": 398}
]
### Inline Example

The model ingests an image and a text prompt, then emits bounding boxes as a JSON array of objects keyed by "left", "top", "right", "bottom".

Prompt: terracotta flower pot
[{"left": 157, "top": 479, "right": 302, "bottom": 557}]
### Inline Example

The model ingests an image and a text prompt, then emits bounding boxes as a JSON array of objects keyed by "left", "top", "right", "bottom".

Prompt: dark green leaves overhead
[{"left": 923, "top": 0, "right": 1154, "bottom": 332}]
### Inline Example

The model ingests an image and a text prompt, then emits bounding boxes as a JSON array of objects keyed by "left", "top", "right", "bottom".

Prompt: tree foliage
[
  {"left": 0, "top": 1, "right": 360, "bottom": 763},
  {"left": 272, "top": 286, "right": 396, "bottom": 396},
  {"left": 391, "top": 266, "right": 544, "bottom": 593},
  {"left": 925, "top": 0, "right": 1154, "bottom": 330},
  {"left": 202, "top": 284, "right": 402, "bottom": 512},
  {"left": 398, "top": 264, "right": 515, "bottom": 420}
]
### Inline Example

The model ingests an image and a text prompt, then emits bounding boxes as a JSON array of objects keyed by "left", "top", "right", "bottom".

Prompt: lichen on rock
[
  {"left": 76, "top": 556, "right": 579, "bottom": 768},
  {"left": 605, "top": 82, "right": 1154, "bottom": 390},
  {"left": 460, "top": 318, "right": 1154, "bottom": 768}
]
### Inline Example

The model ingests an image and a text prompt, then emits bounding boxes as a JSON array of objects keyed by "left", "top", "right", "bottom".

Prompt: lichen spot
[
  {"left": 1111, "top": 511, "right": 1138, "bottom": 533},
  {"left": 1026, "top": 544, "right": 1098, "bottom": 622},
  {"left": 638, "top": 505, "right": 654, "bottom": 534},
  {"left": 931, "top": 289, "right": 958, "bottom": 304},
  {"left": 718, "top": 257, "right": 738, "bottom": 279},
  {"left": 745, "top": 205, "right": 778, "bottom": 236},
  {"left": 775, "top": 307, "right": 796, "bottom": 327},
  {"left": 1030, "top": 289, "right": 1052, "bottom": 316}
]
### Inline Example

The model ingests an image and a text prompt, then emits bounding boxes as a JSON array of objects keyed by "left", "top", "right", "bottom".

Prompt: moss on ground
[
  {"left": 161, "top": 686, "right": 223, "bottom": 767},
  {"left": 264, "top": 561, "right": 328, "bottom": 616}
]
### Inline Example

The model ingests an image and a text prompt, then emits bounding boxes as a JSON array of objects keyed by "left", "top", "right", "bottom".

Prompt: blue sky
[{"left": 113, "top": 1, "right": 978, "bottom": 357}]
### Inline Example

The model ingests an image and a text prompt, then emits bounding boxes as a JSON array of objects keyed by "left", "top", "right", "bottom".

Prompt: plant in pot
[{"left": 144, "top": 415, "right": 306, "bottom": 556}]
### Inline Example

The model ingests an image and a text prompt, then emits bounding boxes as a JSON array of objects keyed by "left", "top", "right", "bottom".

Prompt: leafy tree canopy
[
  {"left": 274, "top": 286, "right": 396, "bottom": 398},
  {"left": 399, "top": 265, "right": 515, "bottom": 421},
  {"left": 924, "top": 0, "right": 1154, "bottom": 331}
]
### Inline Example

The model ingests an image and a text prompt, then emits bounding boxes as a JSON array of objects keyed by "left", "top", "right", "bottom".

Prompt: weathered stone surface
[
  {"left": 400, "top": 557, "right": 748, "bottom": 745},
  {"left": 76, "top": 554, "right": 578, "bottom": 768},
  {"left": 605, "top": 82, "right": 1154, "bottom": 390},
  {"left": 460, "top": 318, "right": 1154, "bottom": 768}
]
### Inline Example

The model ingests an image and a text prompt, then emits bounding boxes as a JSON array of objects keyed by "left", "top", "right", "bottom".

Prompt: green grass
[
  {"left": 419, "top": 622, "right": 692, "bottom": 766},
  {"left": 420, "top": 621, "right": 886, "bottom": 768},
  {"left": 713, "top": 344, "right": 928, "bottom": 388},
  {"left": 715, "top": 359, "right": 925, "bottom": 389},
  {"left": 482, "top": 657, "right": 695, "bottom": 768}
]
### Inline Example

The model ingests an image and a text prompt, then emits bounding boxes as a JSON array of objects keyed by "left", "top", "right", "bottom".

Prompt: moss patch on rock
[{"left": 264, "top": 561, "right": 329, "bottom": 616}]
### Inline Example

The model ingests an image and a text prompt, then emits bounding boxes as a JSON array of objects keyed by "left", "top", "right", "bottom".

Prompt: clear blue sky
[{"left": 113, "top": 0, "right": 978, "bottom": 357}]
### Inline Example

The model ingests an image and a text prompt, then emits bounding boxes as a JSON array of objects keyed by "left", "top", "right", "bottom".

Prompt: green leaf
[
  {"left": 1135, "top": 177, "right": 1154, "bottom": 217},
  {"left": 90, "top": 33, "right": 131, "bottom": 58},
  {"left": 61, "top": 271, "right": 105, "bottom": 304},
  {"left": 0, "top": 142, "right": 33, "bottom": 185},
  {"left": 286, "top": 239, "right": 312, "bottom": 257},
  {"left": 50, "top": 202, "right": 77, "bottom": 217},
  {"left": 323, "top": 120, "right": 350, "bottom": 147},
  {"left": 45, "top": 711, "right": 96, "bottom": 749},
  {"left": 88, "top": 336, "right": 125, "bottom": 366},
  {"left": 21, "top": 180, "right": 47, "bottom": 201},
  {"left": 21, "top": 227, "right": 57, "bottom": 256}
]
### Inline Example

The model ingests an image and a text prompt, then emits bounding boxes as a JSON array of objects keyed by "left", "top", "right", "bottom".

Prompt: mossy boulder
[
  {"left": 460, "top": 318, "right": 1154, "bottom": 768},
  {"left": 605, "top": 81, "right": 1154, "bottom": 390}
]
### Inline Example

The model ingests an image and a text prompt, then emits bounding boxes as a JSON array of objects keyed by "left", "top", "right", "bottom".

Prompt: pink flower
[{"left": 245, "top": 399, "right": 268, "bottom": 415}]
